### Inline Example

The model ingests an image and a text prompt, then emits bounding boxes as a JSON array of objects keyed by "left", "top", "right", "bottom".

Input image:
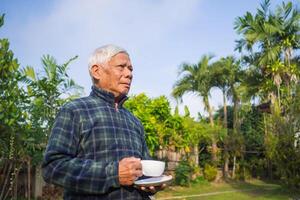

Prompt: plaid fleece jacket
[{"left": 42, "top": 86, "right": 151, "bottom": 200}]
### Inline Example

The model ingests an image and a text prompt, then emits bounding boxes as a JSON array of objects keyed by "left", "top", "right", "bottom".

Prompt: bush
[
  {"left": 203, "top": 164, "right": 217, "bottom": 182},
  {"left": 175, "top": 160, "right": 193, "bottom": 186},
  {"left": 191, "top": 176, "right": 209, "bottom": 185},
  {"left": 235, "top": 161, "right": 252, "bottom": 181}
]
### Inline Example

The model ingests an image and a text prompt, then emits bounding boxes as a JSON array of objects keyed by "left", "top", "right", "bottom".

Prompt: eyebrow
[{"left": 117, "top": 64, "right": 133, "bottom": 68}]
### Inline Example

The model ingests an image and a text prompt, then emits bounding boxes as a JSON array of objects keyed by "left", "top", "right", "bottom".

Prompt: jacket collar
[{"left": 90, "top": 86, "right": 128, "bottom": 108}]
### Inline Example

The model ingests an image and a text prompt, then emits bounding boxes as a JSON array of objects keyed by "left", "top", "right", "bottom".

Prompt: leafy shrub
[
  {"left": 191, "top": 176, "right": 209, "bottom": 185},
  {"left": 203, "top": 164, "right": 217, "bottom": 182},
  {"left": 235, "top": 160, "right": 252, "bottom": 180},
  {"left": 175, "top": 160, "right": 193, "bottom": 186}
]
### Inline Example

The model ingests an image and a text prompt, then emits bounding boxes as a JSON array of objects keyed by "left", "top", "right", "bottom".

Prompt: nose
[{"left": 124, "top": 67, "right": 133, "bottom": 79}]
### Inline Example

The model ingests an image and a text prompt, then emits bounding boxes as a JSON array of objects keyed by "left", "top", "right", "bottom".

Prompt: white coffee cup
[{"left": 141, "top": 160, "right": 165, "bottom": 177}]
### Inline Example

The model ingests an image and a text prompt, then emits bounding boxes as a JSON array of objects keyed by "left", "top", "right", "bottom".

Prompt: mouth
[{"left": 121, "top": 83, "right": 131, "bottom": 88}]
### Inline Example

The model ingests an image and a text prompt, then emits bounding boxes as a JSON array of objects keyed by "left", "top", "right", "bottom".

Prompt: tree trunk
[
  {"left": 208, "top": 106, "right": 214, "bottom": 127},
  {"left": 14, "top": 166, "right": 19, "bottom": 200},
  {"left": 223, "top": 89, "right": 227, "bottom": 128},
  {"left": 224, "top": 155, "right": 229, "bottom": 178},
  {"left": 0, "top": 161, "right": 8, "bottom": 199},
  {"left": 204, "top": 96, "right": 217, "bottom": 163},
  {"left": 193, "top": 144, "right": 199, "bottom": 166},
  {"left": 232, "top": 156, "right": 236, "bottom": 179},
  {"left": 233, "top": 99, "right": 238, "bottom": 133},
  {"left": 3, "top": 161, "right": 17, "bottom": 200},
  {"left": 34, "top": 165, "right": 45, "bottom": 199},
  {"left": 222, "top": 89, "right": 229, "bottom": 178},
  {"left": 223, "top": 144, "right": 229, "bottom": 179},
  {"left": 0, "top": 161, "right": 12, "bottom": 200},
  {"left": 277, "top": 85, "right": 281, "bottom": 108},
  {"left": 211, "top": 138, "right": 218, "bottom": 164},
  {"left": 232, "top": 86, "right": 240, "bottom": 134},
  {"left": 27, "top": 159, "right": 31, "bottom": 200},
  {"left": 268, "top": 159, "right": 273, "bottom": 180}
]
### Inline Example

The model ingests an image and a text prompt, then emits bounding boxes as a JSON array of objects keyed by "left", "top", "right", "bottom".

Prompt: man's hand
[
  {"left": 119, "top": 157, "right": 142, "bottom": 185},
  {"left": 137, "top": 183, "right": 167, "bottom": 193}
]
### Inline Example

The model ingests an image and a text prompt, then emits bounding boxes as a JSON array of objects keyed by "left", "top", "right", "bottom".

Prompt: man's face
[{"left": 95, "top": 52, "right": 133, "bottom": 98}]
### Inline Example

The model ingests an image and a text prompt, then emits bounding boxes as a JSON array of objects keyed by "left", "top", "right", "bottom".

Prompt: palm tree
[
  {"left": 235, "top": 0, "right": 300, "bottom": 180},
  {"left": 172, "top": 55, "right": 218, "bottom": 162},
  {"left": 211, "top": 56, "right": 244, "bottom": 177},
  {"left": 211, "top": 56, "right": 241, "bottom": 128},
  {"left": 22, "top": 55, "right": 83, "bottom": 138},
  {"left": 20, "top": 55, "right": 84, "bottom": 199},
  {"left": 234, "top": 0, "right": 300, "bottom": 106}
]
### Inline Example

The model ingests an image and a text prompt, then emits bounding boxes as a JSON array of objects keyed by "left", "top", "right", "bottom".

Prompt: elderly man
[{"left": 42, "top": 45, "right": 163, "bottom": 199}]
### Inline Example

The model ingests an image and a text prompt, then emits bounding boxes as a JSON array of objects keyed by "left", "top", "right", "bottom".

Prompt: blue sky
[{"left": 1, "top": 0, "right": 298, "bottom": 118}]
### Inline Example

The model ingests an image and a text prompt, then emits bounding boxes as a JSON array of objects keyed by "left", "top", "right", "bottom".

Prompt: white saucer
[{"left": 134, "top": 175, "right": 173, "bottom": 186}]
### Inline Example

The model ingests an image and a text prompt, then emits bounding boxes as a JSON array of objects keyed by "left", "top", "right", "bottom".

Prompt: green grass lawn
[{"left": 155, "top": 179, "right": 300, "bottom": 200}]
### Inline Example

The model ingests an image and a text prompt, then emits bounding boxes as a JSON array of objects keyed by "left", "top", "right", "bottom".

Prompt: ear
[{"left": 90, "top": 64, "right": 102, "bottom": 80}]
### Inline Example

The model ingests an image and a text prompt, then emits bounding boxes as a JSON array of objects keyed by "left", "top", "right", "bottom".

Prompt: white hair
[{"left": 88, "top": 44, "right": 128, "bottom": 71}]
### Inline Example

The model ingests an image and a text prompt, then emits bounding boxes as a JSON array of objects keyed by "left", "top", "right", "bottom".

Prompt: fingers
[
  {"left": 121, "top": 157, "right": 142, "bottom": 171},
  {"left": 118, "top": 157, "right": 142, "bottom": 186},
  {"left": 143, "top": 184, "right": 167, "bottom": 192},
  {"left": 123, "top": 157, "right": 141, "bottom": 162},
  {"left": 140, "top": 186, "right": 155, "bottom": 192}
]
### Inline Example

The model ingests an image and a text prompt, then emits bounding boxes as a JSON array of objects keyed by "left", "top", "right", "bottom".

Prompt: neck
[
  {"left": 114, "top": 102, "right": 119, "bottom": 111},
  {"left": 115, "top": 96, "right": 122, "bottom": 103}
]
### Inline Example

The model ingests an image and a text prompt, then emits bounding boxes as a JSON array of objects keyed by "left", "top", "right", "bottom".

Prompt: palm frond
[
  {"left": 264, "top": 22, "right": 282, "bottom": 35},
  {"left": 172, "top": 75, "right": 194, "bottom": 100},
  {"left": 178, "top": 62, "right": 194, "bottom": 76},
  {"left": 21, "top": 66, "right": 36, "bottom": 81},
  {"left": 259, "top": 0, "right": 271, "bottom": 19},
  {"left": 41, "top": 55, "right": 57, "bottom": 81},
  {"left": 259, "top": 45, "right": 281, "bottom": 66},
  {"left": 20, "top": 66, "right": 38, "bottom": 86},
  {"left": 0, "top": 14, "right": 4, "bottom": 28},
  {"left": 59, "top": 55, "right": 78, "bottom": 76},
  {"left": 282, "top": 1, "right": 293, "bottom": 20},
  {"left": 235, "top": 39, "right": 247, "bottom": 52}
]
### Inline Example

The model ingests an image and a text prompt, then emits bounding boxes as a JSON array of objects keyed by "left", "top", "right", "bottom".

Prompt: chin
[
  {"left": 122, "top": 90, "right": 129, "bottom": 95},
  {"left": 120, "top": 87, "right": 130, "bottom": 93}
]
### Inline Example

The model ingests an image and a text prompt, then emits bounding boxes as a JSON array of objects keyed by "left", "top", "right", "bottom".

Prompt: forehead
[{"left": 109, "top": 52, "right": 131, "bottom": 64}]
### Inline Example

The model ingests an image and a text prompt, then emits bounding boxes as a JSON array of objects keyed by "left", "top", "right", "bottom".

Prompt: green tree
[
  {"left": 234, "top": 0, "right": 300, "bottom": 106},
  {"left": 0, "top": 14, "right": 28, "bottom": 199},
  {"left": 21, "top": 55, "right": 83, "bottom": 164},
  {"left": 125, "top": 94, "right": 171, "bottom": 154},
  {"left": 235, "top": 0, "right": 300, "bottom": 186},
  {"left": 172, "top": 55, "right": 218, "bottom": 163},
  {"left": 125, "top": 93, "right": 211, "bottom": 162},
  {"left": 0, "top": 14, "right": 24, "bottom": 158},
  {"left": 211, "top": 57, "right": 231, "bottom": 129}
]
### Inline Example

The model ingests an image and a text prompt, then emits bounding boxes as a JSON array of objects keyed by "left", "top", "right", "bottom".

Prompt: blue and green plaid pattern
[{"left": 42, "top": 86, "right": 151, "bottom": 200}]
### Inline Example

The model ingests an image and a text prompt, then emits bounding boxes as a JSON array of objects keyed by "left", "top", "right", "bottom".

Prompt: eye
[
  {"left": 128, "top": 66, "right": 133, "bottom": 72},
  {"left": 116, "top": 65, "right": 125, "bottom": 70},
  {"left": 116, "top": 64, "right": 133, "bottom": 72}
]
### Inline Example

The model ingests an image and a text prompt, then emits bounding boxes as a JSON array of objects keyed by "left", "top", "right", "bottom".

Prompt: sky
[{"left": 1, "top": 0, "right": 298, "bottom": 118}]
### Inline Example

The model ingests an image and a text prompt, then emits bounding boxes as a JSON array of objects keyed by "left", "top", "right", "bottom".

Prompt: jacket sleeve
[{"left": 42, "top": 106, "right": 120, "bottom": 194}]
